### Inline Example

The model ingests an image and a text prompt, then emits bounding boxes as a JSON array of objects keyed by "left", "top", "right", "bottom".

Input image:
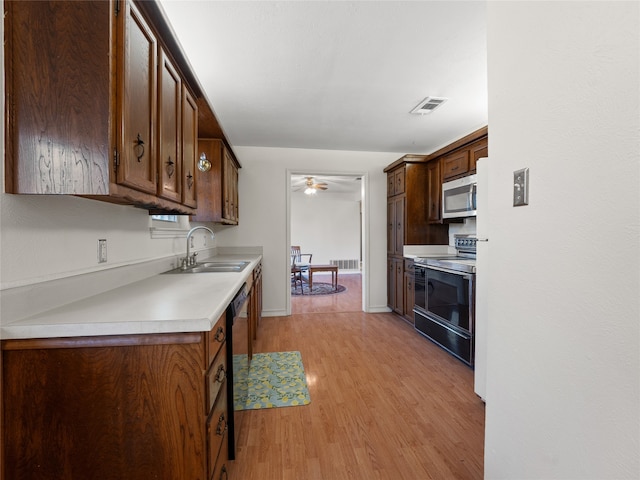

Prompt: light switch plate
[
  {"left": 513, "top": 168, "right": 529, "bottom": 206},
  {"left": 98, "top": 239, "right": 107, "bottom": 263}
]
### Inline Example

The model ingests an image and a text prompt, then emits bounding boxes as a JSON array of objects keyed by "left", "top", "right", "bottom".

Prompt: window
[
  {"left": 149, "top": 215, "right": 190, "bottom": 238},
  {"left": 151, "top": 214, "right": 178, "bottom": 223}
]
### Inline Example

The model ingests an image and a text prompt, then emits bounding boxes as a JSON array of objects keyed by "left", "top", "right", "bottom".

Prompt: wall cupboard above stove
[{"left": 4, "top": 0, "right": 232, "bottom": 217}]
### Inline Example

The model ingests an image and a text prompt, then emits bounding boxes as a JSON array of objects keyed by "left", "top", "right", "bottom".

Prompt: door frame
[{"left": 285, "top": 169, "right": 369, "bottom": 314}]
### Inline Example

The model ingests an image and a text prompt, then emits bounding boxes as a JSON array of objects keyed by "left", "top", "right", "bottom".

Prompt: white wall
[
  {"left": 213, "top": 146, "right": 400, "bottom": 315},
  {"left": 291, "top": 190, "right": 361, "bottom": 266},
  {"left": 485, "top": 2, "right": 639, "bottom": 478}
]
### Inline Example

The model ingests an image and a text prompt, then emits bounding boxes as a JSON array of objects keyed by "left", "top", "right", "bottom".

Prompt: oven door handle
[{"left": 424, "top": 264, "right": 473, "bottom": 278}]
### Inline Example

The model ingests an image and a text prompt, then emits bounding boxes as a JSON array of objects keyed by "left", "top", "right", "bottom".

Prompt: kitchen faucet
[{"left": 182, "top": 226, "right": 215, "bottom": 269}]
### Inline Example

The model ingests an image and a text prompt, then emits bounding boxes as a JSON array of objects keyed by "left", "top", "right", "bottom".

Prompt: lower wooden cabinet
[
  {"left": 1, "top": 314, "right": 230, "bottom": 480},
  {"left": 403, "top": 258, "right": 415, "bottom": 324}
]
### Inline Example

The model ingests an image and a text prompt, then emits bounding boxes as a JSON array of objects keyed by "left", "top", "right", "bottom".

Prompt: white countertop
[
  {"left": 403, "top": 244, "right": 456, "bottom": 259},
  {"left": 0, "top": 254, "right": 262, "bottom": 340}
]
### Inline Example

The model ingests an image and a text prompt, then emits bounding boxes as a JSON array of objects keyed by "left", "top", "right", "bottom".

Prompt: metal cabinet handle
[
  {"left": 215, "top": 364, "right": 226, "bottom": 384},
  {"left": 186, "top": 171, "right": 194, "bottom": 189},
  {"left": 166, "top": 156, "right": 175, "bottom": 178},
  {"left": 134, "top": 134, "right": 145, "bottom": 161},
  {"left": 214, "top": 326, "right": 225, "bottom": 343},
  {"left": 216, "top": 413, "right": 227, "bottom": 436},
  {"left": 220, "top": 465, "right": 228, "bottom": 480}
]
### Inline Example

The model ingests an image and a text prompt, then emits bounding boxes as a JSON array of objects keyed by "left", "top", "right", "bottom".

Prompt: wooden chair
[
  {"left": 291, "top": 254, "right": 305, "bottom": 294},
  {"left": 291, "top": 246, "right": 312, "bottom": 273}
]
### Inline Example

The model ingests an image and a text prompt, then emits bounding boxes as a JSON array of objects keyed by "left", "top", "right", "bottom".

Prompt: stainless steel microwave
[{"left": 442, "top": 174, "right": 477, "bottom": 219}]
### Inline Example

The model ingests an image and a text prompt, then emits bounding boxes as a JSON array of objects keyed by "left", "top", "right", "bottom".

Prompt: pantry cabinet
[
  {"left": 3, "top": 0, "right": 221, "bottom": 215},
  {"left": 1, "top": 316, "right": 230, "bottom": 479},
  {"left": 192, "top": 139, "right": 241, "bottom": 224},
  {"left": 384, "top": 157, "right": 448, "bottom": 314}
]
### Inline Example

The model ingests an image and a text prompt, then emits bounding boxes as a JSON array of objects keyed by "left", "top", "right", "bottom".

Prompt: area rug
[
  {"left": 233, "top": 351, "right": 311, "bottom": 411},
  {"left": 291, "top": 282, "right": 347, "bottom": 296}
]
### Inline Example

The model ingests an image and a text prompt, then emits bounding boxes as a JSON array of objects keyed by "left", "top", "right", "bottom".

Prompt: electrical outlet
[
  {"left": 190, "top": 236, "right": 195, "bottom": 248},
  {"left": 98, "top": 239, "right": 107, "bottom": 263},
  {"left": 513, "top": 168, "right": 529, "bottom": 206}
]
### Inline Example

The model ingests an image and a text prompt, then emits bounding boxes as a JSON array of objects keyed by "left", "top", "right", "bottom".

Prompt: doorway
[{"left": 287, "top": 172, "right": 367, "bottom": 315}]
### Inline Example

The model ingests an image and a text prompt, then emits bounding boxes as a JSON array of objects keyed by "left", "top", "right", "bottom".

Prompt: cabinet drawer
[
  {"left": 442, "top": 150, "right": 470, "bottom": 180},
  {"left": 207, "top": 313, "right": 226, "bottom": 367},
  {"left": 207, "top": 382, "right": 228, "bottom": 480},
  {"left": 206, "top": 344, "right": 227, "bottom": 415}
]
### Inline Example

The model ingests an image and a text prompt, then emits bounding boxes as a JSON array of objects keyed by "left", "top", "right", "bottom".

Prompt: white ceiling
[{"left": 159, "top": 0, "right": 488, "bottom": 155}]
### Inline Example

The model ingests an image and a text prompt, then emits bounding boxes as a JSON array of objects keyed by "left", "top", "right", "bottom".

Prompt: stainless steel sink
[{"left": 164, "top": 260, "right": 250, "bottom": 274}]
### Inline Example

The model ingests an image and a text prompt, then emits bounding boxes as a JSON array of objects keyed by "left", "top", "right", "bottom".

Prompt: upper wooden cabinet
[
  {"left": 192, "top": 139, "right": 240, "bottom": 224},
  {"left": 181, "top": 88, "right": 199, "bottom": 208},
  {"left": 4, "top": 0, "right": 231, "bottom": 215},
  {"left": 117, "top": 0, "right": 158, "bottom": 196},
  {"left": 437, "top": 134, "right": 488, "bottom": 182},
  {"left": 4, "top": 0, "right": 112, "bottom": 195},
  {"left": 442, "top": 149, "right": 470, "bottom": 181},
  {"left": 427, "top": 159, "right": 443, "bottom": 224},
  {"left": 469, "top": 137, "right": 489, "bottom": 173},
  {"left": 157, "top": 49, "right": 182, "bottom": 203}
]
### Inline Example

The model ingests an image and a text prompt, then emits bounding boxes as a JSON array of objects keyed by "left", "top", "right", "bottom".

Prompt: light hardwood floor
[{"left": 230, "top": 273, "right": 485, "bottom": 479}]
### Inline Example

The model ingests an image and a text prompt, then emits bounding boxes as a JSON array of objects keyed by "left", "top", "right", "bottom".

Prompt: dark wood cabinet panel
[
  {"left": 385, "top": 160, "right": 448, "bottom": 314},
  {"left": 182, "top": 88, "right": 198, "bottom": 208},
  {"left": 2, "top": 335, "right": 208, "bottom": 479},
  {"left": 427, "top": 159, "right": 443, "bottom": 224},
  {"left": 442, "top": 149, "right": 470, "bottom": 181},
  {"left": 117, "top": 0, "right": 158, "bottom": 195},
  {"left": 192, "top": 139, "right": 240, "bottom": 224},
  {"left": 4, "top": 0, "right": 112, "bottom": 195},
  {"left": 469, "top": 137, "right": 489, "bottom": 173},
  {"left": 403, "top": 259, "right": 415, "bottom": 324},
  {"left": 158, "top": 49, "right": 182, "bottom": 203}
]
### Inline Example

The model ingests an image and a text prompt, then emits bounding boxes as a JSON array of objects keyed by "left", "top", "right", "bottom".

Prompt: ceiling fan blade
[{"left": 315, "top": 185, "right": 328, "bottom": 190}]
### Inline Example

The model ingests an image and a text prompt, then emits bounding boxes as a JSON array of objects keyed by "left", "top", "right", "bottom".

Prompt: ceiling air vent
[{"left": 410, "top": 96, "right": 448, "bottom": 115}]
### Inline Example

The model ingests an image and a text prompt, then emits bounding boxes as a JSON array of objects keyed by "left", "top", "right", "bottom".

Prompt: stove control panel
[{"left": 454, "top": 235, "right": 477, "bottom": 253}]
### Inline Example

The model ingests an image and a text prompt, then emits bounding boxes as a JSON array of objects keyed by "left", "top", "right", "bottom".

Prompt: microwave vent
[{"left": 410, "top": 96, "right": 448, "bottom": 115}]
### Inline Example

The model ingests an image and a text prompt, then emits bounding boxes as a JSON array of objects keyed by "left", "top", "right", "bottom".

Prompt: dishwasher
[{"left": 225, "top": 283, "right": 249, "bottom": 460}]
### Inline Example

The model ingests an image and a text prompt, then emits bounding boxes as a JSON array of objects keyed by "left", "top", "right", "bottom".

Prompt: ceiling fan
[{"left": 301, "top": 177, "right": 328, "bottom": 195}]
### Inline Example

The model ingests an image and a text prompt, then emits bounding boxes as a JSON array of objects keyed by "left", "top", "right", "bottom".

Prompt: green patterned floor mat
[{"left": 233, "top": 351, "right": 311, "bottom": 410}]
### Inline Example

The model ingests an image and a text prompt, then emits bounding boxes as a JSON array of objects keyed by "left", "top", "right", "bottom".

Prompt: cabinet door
[
  {"left": 222, "top": 149, "right": 238, "bottom": 223},
  {"left": 157, "top": 49, "right": 182, "bottom": 202},
  {"left": 469, "top": 138, "right": 488, "bottom": 173},
  {"left": 387, "top": 258, "right": 395, "bottom": 309},
  {"left": 387, "top": 198, "right": 395, "bottom": 255},
  {"left": 394, "top": 196, "right": 405, "bottom": 256},
  {"left": 427, "top": 160, "right": 442, "bottom": 223},
  {"left": 404, "top": 271, "right": 415, "bottom": 323},
  {"left": 4, "top": 0, "right": 111, "bottom": 195},
  {"left": 387, "top": 172, "right": 396, "bottom": 197},
  {"left": 442, "top": 149, "right": 470, "bottom": 181},
  {"left": 394, "top": 168, "right": 405, "bottom": 195},
  {"left": 393, "top": 258, "right": 404, "bottom": 314},
  {"left": 117, "top": 1, "right": 157, "bottom": 194},
  {"left": 182, "top": 87, "right": 198, "bottom": 208}
]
